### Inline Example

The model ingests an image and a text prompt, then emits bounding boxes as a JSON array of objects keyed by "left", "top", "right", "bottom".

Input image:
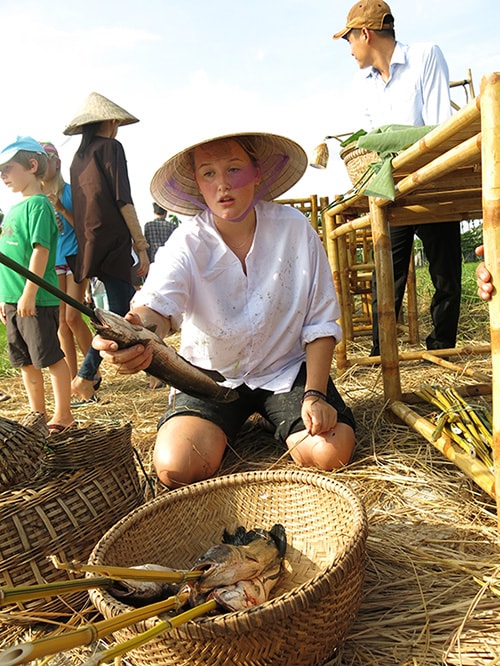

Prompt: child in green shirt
[{"left": 0, "top": 137, "right": 75, "bottom": 433}]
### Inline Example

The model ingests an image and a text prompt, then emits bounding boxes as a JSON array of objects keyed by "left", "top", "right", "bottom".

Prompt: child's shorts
[
  {"left": 158, "top": 362, "right": 356, "bottom": 444},
  {"left": 5, "top": 304, "right": 64, "bottom": 369}
]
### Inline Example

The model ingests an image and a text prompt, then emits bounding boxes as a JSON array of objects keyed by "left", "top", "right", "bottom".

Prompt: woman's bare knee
[
  {"left": 153, "top": 415, "right": 227, "bottom": 488},
  {"left": 287, "top": 423, "right": 355, "bottom": 470}
]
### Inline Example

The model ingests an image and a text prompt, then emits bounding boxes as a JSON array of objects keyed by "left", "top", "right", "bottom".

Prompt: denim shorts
[{"left": 158, "top": 362, "right": 355, "bottom": 444}]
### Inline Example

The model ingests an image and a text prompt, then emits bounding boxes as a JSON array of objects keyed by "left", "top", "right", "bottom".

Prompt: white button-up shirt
[
  {"left": 352, "top": 41, "right": 453, "bottom": 129},
  {"left": 132, "top": 200, "right": 342, "bottom": 392}
]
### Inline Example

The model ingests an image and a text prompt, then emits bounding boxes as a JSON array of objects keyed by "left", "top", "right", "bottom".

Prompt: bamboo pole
[
  {"left": 48, "top": 558, "right": 200, "bottom": 583},
  {"left": 0, "top": 578, "right": 115, "bottom": 607},
  {"left": 420, "top": 351, "right": 491, "bottom": 382},
  {"left": 369, "top": 197, "right": 402, "bottom": 402},
  {"left": 0, "top": 593, "right": 189, "bottom": 666},
  {"left": 391, "top": 95, "right": 481, "bottom": 171},
  {"left": 83, "top": 600, "right": 217, "bottom": 666},
  {"left": 390, "top": 401, "right": 495, "bottom": 499},
  {"left": 330, "top": 214, "right": 371, "bottom": 239},
  {"left": 324, "top": 208, "right": 349, "bottom": 371},
  {"left": 481, "top": 72, "right": 500, "bottom": 530},
  {"left": 374, "top": 134, "right": 481, "bottom": 208},
  {"left": 337, "top": 224, "right": 354, "bottom": 341}
]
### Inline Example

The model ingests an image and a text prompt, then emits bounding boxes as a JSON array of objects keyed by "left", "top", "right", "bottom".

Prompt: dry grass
[{"left": 0, "top": 329, "right": 499, "bottom": 665}]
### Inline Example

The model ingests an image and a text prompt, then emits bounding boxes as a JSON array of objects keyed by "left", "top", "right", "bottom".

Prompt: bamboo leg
[
  {"left": 325, "top": 209, "right": 348, "bottom": 371},
  {"left": 369, "top": 198, "right": 402, "bottom": 402},
  {"left": 481, "top": 72, "right": 500, "bottom": 528}
]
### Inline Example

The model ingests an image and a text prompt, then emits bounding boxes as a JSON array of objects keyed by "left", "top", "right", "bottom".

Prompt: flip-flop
[
  {"left": 93, "top": 376, "right": 103, "bottom": 391},
  {"left": 0, "top": 392, "right": 11, "bottom": 402},
  {"left": 47, "top": 422, "right": 77, "bottom": 435},
  {"left": 71, "top": 394, "right": 100, "bottom": 408}
]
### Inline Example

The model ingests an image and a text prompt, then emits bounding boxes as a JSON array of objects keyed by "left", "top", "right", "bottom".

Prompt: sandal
[
  {"left": 47, "top": 422, "right": 76, "bottom": 436},
  {"left": 71, "top": 394, "right": 100, "bottom": 408}
]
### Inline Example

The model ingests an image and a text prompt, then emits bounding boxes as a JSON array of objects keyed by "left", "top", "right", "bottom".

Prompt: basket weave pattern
[
  {"left": 340, "top": 142, "right": 380, "bottom": 186},
  {"left": 0, "top": 422, "right": 144, "bottom": 619},
  {"left": 89, "top": 469, "right": 367, "bottom": 666},
  {"left": 0, "top": 416, "right": 46, "bottom": 490}
]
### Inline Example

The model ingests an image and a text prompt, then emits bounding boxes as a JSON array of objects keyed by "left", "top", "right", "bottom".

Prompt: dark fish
[
  {"left": 191, "top": 524, "right": 287, "bottom": 593},
  {"left": 92, "top": 308, "right": 238, "bottom": 403}
]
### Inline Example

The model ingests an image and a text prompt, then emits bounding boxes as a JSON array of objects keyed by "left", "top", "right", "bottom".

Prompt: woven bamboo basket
[
  {"left": 0, "top": 416, "right": 46, "bottom": 491},
  {"left": 0, "top": 422, "right": 144, "bottom": 620},
  {"left": 89, "top": 469, "right": 368, "bottom": 666},
  {"left": 339, "top": 142, "right": 380, "bottom": 186}
]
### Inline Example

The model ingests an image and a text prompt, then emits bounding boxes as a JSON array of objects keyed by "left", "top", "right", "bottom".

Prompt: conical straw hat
[
  {"left": 150, "top": 131, "right": 307, "bottom": 217},
  {"left": 63, "top": 92, "right": 139, "bottom": 136}
]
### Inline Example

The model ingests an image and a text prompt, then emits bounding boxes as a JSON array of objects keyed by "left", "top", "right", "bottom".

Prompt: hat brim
[
  {"left": 332, "top": 26, "right": 351, "bottom": 39},
  {"left": 63, "top": 92, "right": 139, "bottom": 136},
  {"left": 150, "top": 132, "right": 308, "bottom": 217},
  {"left": 63, "top": 116, "right": 139, "bottom": 136}
]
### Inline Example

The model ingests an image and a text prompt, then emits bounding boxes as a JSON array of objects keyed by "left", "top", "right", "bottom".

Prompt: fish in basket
[
  {"left": 87, "top": 470, "right": 368, "bottom": 666},
  {"left": 108, "top": 524, "right": 287, "bottom": 612}
]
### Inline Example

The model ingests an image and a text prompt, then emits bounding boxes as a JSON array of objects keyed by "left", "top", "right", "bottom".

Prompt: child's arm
[{"left": 17, "top": 244, "right": 49, "bottom": 317}]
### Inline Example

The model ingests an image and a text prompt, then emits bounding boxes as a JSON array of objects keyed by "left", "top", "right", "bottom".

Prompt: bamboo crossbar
[
  {"left": 337, "top": 345, "right": 491, "bottom": 370},
  {"left": 373, "top": 134, "right": 481, "bottom": 208},
  {"left": 330, "top": 214, "right": 371, "bottom": 238},
  {"left": 391, "top": 96, "right": 481, "bottom": 171}
]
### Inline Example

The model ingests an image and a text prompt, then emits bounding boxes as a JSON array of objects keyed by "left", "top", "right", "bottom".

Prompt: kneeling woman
[{"left": 94, "top": 131, "right": 355, "bottom": 488}]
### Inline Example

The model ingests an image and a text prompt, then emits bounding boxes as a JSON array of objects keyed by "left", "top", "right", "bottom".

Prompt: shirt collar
[{"left": 362, "top": 41, "right": 406, "bottom": 80}]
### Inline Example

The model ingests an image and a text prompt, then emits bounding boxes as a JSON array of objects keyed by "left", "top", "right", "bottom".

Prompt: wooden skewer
[
  {"left": 49, "top": 557, "right": 201, "bottom": 583},
  {"left": 0, "top": 578, "right": 115, "bottom": 607},
  {"left": 0, "top": 592, "right": 190, "bottom": 666}
]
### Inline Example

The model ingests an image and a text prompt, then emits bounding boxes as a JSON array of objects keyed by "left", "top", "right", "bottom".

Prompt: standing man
[
  {"left": 333, "top": 0, "right": 462, "bottom": 357},
  {"left": 144, "top": 203, "right": 180, "bottom": 265}
]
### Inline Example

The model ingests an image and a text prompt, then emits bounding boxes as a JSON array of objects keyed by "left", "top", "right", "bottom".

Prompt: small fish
[
  {"left": 108, "top": 564, "right": 180, "bottom": 607},
  {"left": 209, "top": 559, "right": 283, "bottom": 612},
  {"left": 92, "top": 308, "right": 238, "bottom": 403},
  {"left": 191, "top": 524, "right": 287, "bottom": 593}
]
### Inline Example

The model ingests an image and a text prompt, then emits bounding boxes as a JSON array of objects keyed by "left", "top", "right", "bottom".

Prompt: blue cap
[{"left": 0, "top": 136, "right": 47, "bottom": 167}]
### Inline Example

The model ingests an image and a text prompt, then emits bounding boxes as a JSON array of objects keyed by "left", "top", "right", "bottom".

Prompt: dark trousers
[
  {"left": 371, "top": 221, "right": 462, "bottom": 355},
  {"left": 78, "top": 276, "right": 135, "bottom": 380}
]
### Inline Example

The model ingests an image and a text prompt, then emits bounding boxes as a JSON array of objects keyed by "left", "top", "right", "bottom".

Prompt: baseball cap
[
  {"left": 333, "top": 0, "right": 394, "bottom": 39},
  {"left": 0, "top": 136, "right": 47, "bottom": 167}
]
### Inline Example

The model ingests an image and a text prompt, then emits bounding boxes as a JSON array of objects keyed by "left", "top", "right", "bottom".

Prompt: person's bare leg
[
  {"left": 66, "top": 276, "right": 94, "bottom": 364},
  {"left": 20, "top": 365, "right": 46, "bottom": 417},
  {"left": 286, "top": 422, "right": 355, "bottom": 470},
  {"left": 47, "top": 357, "right": 75, "bottom": 428},
  {"left": 57, "top": 275, "right": 78, "bottom": 377},
  {"left": 153, "top": 415, "right": 227, "bottom": 488}
]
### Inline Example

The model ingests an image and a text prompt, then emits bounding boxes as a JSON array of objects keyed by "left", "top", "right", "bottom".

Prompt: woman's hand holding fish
[
  {"left": 301, "top": 395, "right": 338, "bottom": 437},
  {"left": 92, "top": 309, "right": 154, "bottom": 375}
]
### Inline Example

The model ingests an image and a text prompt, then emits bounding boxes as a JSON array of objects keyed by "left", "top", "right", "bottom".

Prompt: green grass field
[{"left": 0, "top": 260, "right": 489, "bottom": 379}]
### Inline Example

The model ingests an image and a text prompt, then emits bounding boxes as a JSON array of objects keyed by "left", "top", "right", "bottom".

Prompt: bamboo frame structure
[{"left": 325, "top": 72, "right": 499, "bottom": 528}]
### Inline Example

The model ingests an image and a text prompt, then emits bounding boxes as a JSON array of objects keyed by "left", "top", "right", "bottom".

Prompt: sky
[{"left": 0, "top": 0, "right": 499, "bottom": 224}]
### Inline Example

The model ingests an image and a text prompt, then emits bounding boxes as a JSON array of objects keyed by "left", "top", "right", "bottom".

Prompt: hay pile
[{"left": 0, "top": 338, "right": 499, "bottom": 665}]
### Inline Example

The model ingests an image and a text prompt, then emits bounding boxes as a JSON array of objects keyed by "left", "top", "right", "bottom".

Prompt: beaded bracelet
[{"left": 302, "top": 389, "right": 328, "bottom": 403}]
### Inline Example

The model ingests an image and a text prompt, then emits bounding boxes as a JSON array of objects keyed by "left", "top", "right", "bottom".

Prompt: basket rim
[{"left": 89, "top": 469, "right": 368, "bottom": 633}]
